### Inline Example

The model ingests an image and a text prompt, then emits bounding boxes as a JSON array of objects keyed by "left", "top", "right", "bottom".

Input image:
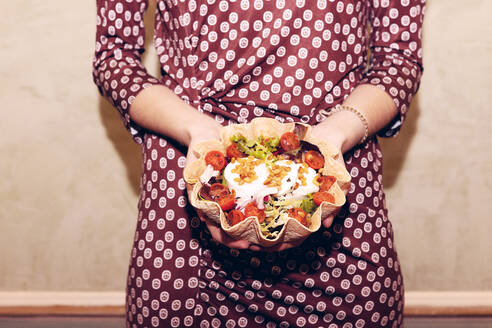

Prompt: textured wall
[
  {"left": 381, "top": 0, "right": 492, "bottom": 290},
  {"left": 0, "top": 1, "right": 490, "bottom": 291}
]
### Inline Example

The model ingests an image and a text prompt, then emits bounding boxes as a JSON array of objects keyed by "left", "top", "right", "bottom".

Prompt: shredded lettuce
[
  {"left": 260, "top": 211, "right": 290, "bottom": 238},
  {"left": 271, "top": 197, "right": 302, "bottom": 208},
  {"left": 230, "top": 134, "right": 279, "bottom": 159}
]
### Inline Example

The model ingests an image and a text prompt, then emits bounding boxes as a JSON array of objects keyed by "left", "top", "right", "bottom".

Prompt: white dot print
[{"left": 95, "top": 0, "right": 423, "bottom": 326}]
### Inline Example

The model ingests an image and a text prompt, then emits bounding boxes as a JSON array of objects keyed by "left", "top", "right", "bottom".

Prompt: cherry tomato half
[
  {"left": 317, "top": 175, "right": 337, "bottom": 192},
  {"left": 226, "top": 143, "right": 244, "bottom": 159},
  {"left": 228, "top": 209, "right": 245, "bottom": 226},
  {"left": 305, "top": 150, "right": 325, "bottom": 170},
  {"left": 313, "top": 191, "right": 335, "bottom": 206},
  {"left": 280, "top": 132, "right": 300, "bottom": 152},
  {"left": 216, "top": 193, "right": 236, "bottom": 211},
  {"left": 209, "top": 183, "right": 229, "bottom": 199},
  {"left": 204, "top": 150, "right": 226, "bottom": 171},
  {"left": 244, "top": 202, "right": 266, "bottom": 223},
  {"left": 287, "top": 207, "right": 308, "bottom": 226}
]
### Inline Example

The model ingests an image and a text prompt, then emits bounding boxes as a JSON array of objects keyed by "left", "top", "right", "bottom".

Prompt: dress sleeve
[
  {"left": 92, "top": 0, "right": 163, "bottom": 144},
  {"left": 362, "top": 0, "right": 425, "bottom": 137}
]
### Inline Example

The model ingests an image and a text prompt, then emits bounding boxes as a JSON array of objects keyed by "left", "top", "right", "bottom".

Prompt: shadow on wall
[
  {"left": 98, "top": 96, "right": 141, "bottom": 196},
  {"left": 381, "top": 0, "right": 427, "bottom": 188},
  {"left": 380, "top": 95, "right": 420, "bottom": 188},
  {"left": 95, "top": 0, "right": 158, "bottom": 197}
]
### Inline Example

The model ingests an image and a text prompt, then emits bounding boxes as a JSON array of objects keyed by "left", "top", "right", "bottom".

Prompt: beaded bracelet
[{"left": 320, "top": 105, "right": 369, "bottom": 144}]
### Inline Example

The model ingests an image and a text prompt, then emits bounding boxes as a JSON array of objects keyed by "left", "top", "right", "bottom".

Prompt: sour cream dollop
[{"left": 223, "top": 158, "right": 269, "bottom": 200}]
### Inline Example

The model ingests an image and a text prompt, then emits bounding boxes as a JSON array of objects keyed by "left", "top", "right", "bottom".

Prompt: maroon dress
[{"left": 93, "top": 1, "right": 424, "bottom": 327}]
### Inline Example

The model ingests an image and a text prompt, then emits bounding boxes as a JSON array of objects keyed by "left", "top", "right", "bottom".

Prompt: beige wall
[{"left": 1, "top": 1, "right": 490, "bottom": 292}]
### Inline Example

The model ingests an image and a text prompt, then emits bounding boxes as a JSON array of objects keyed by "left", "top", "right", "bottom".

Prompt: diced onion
[
  {"left": 236, "top": 195, "right": 254, "bottom": 210},
  {"left": 200, "top": 164, "right": 219, "bottom": 185}
]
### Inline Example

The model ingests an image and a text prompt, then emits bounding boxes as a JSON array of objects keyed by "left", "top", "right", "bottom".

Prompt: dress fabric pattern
[{"left": 93, "top": 0, "right": 424, "bottom": 327}]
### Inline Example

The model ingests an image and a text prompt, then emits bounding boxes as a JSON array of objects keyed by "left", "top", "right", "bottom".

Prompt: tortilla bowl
[{"left": 184, "top": 118, "right": 351, "bottom": 247}]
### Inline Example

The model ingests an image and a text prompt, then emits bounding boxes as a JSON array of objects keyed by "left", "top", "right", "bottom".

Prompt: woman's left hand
[{"left": 310, "top": 122, "right": 350, "bottom": 230}]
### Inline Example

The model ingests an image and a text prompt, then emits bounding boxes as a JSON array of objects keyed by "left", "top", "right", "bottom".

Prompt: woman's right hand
[{"left": 186, "top": 118, "right": 252, "bottom": 251}]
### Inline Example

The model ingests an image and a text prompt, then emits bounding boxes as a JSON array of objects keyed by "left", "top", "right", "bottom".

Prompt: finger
[
  {"left": 335, "top": 151, "right": 347, "bottom": 168},
  {"left": 269, "top": 239, "right": 304, "bottom": 252},
  {"left": 269, "top": 242, "right": 297, "bottom": 252},
  {"left": 323, "top": 215, "right": 335, "bottom": 229},
  {"left": 186, "top": 143, "right": 199, "bottom": 161},
  {"left": 199, "top": 212, "right": 250, "bottom": 249},
  {"left": 248, "top": 244, "right": 262, "bottom": 252},
  {"left": 195, "top": 209, "right": 207, "bottom": 222},
  {"left": 225, "top": 239, "right": 250, "bottom": 249},
  {"left": 206, "top": 222, "right": 250, "bottom": 249},
  {"left": 249, "top": 237, "right": 306, "bottom": 253}
]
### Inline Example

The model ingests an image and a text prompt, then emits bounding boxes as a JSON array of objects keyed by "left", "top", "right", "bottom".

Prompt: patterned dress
[{"left": 93, "top": 1, "right": 424, "bottom": 327}]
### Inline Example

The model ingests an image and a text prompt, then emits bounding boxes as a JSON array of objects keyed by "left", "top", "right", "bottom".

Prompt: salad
[{"left": 198, "top": 132, "right": 338, "bottom": 239}]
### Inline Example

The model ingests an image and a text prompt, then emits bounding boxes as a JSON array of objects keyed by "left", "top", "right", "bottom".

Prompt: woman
[{"left": 93, "top": 0, "right": 424, "bottom": 327}]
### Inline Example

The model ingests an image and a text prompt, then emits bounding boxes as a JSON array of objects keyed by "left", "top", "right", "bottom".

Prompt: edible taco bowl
[{"left": 184, "top": 118, "right": 351, "bottom": 247}]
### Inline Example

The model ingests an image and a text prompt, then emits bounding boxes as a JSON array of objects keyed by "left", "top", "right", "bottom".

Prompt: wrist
[
  {"left": 129, "top": 84, "right": 222, "bottom": 146},
  {"left": 185, "top": 113, "right": 222, "bottom": 147},
  {"left": 313, "top": 110, "right": 366, "bottom": 153}
]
